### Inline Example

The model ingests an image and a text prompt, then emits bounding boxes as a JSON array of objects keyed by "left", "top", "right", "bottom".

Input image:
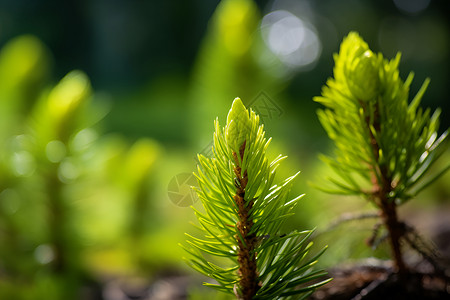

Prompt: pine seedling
[
  {"left": 183, "top": 98, "right": 330, "bottom": 299},
  {"left": 314, "top": 32, "right": 449, "bottom": 274}
]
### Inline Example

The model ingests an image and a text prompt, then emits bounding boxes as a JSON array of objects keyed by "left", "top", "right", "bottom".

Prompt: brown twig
[
  {"left": 324, "top": 212, "right": 380, "bottom": 233},
  {"left": 232, "top": 141, "right": 260, "bottom": 299},
  {"left": 360, "top": 100, "right": 408, "bottom": 275}
]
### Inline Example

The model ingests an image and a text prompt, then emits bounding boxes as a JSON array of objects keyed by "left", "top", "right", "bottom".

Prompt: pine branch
[
  {"left": 184, "top": 98, "right": 329, "bottom": 299},
  {"left": 232, "top": 141, "right": 260, "bottom": 299},
  {"left": 314, "top": 31, "right": 449, "bottom": 275},
  {"left": 360, "top": 97, "right": 407, "bottom": 273}
]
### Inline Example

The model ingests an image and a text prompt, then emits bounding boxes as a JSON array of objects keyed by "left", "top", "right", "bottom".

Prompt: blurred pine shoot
[{"left": 314, "top": 32, "right": 449, "bottom": 274}]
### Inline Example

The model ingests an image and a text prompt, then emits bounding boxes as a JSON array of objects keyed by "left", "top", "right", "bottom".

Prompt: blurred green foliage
[
  {"left": 0, "top": 36, "right": 163, "bottom": 299},
  {"left": 0, "top": 0, "right": 449, "bottom": 299},
  {"left": 188, "top": 0, "right": 284, "bottom": 145}
]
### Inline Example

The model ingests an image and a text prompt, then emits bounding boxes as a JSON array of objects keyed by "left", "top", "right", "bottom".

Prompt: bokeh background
[{"left": 0, "top": 0, "right": 449, "bottom": 299}]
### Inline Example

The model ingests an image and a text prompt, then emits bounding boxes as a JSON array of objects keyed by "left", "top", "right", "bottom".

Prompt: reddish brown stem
[
  {"left": 233, "top": 141, "right": 260, "bottom": 299},
  {"left": 362, "top": 100, "right": 407, "bottom": 275},
  {"left": 377, "top": 190, "right": 407, "bottom": 274}
]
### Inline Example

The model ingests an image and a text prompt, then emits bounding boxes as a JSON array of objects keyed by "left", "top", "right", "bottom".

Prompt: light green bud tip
[
  {"left": 345, "top": 49, "right": 380, "bottom": 101},
  {"left": 226, "top": 97, "right": 251, "bottom": 153},
  {"left": 338, "top": 32, "right": 380, "bottom": 101}
]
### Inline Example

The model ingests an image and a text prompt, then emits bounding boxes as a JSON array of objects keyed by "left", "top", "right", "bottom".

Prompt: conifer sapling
[
  {"left": 183, "top": 98, "right": 330, "bottom": 299},
  {"left": 314, "top": 32, "right": 449, "bottom": 275}
]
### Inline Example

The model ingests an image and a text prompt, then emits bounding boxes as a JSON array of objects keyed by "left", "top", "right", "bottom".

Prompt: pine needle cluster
[
  {"left": 183, "top": 98, "right": 329, "bottom": 299},
  {"left": 314, "top": 32, "right": 449, "bottom": 273}
]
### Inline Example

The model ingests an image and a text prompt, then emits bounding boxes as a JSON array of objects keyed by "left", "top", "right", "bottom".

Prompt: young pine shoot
[
  {"left": 183, "top": 98, "right": 330, "bottom": 299},
  {"left": 314, "top": 32, "right": 449, "bottom": 275}
]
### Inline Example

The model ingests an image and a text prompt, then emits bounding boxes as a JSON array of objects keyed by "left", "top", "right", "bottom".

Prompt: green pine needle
[
  {"left": 184, "top": 97, "right": 329, "bottom": 299},
  {"left": 314, "top": 31, "right": 449, "bottom": 204}
]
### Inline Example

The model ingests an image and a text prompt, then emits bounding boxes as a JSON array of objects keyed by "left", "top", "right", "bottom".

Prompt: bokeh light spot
[
  {"left": 58, "top": 158, "right": 80, "bottom": 183},
  {"left": 261, "top": 10, "right": 321, "bottom": 70},
  {"left": 46, "top": 140, "right": 67, "bottom": 163},
  {"left": 393, "top": 0, "right": 430, "bottom": 15},
  {"left": 11, "top": 150, "right": 35, "bottom": 177},
  {"left": 71, "top": 128, "right": 98, "bottom": 152},
  {"left": 34, "top": 244, "right": 55, "bottom": 265}
]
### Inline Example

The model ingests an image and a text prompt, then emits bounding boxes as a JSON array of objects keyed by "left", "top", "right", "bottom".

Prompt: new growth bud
[
  {"left": 225, "top": 97, "right": 251, "bottom": 153},
  {"left": 345, "top": 50, "right": 380, "bottom": 101},
  {"left": 334, "top": 32, "right": 380, "bottom": 102}
]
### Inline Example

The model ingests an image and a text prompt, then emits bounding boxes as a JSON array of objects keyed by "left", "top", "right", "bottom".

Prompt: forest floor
[
  {"left": 309, "top": 259, "right": 449, "bottom": 300},
  {"left": 310, "top": 206, "right": 450, "bottom": 300}
]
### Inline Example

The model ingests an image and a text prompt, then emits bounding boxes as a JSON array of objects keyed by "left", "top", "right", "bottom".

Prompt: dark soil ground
[
  {"left": 310, "top": 259, "right": 449, "bottom": 300},
  {"left": 309, "top": 205, "right": 450, "bottom": 300}
]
